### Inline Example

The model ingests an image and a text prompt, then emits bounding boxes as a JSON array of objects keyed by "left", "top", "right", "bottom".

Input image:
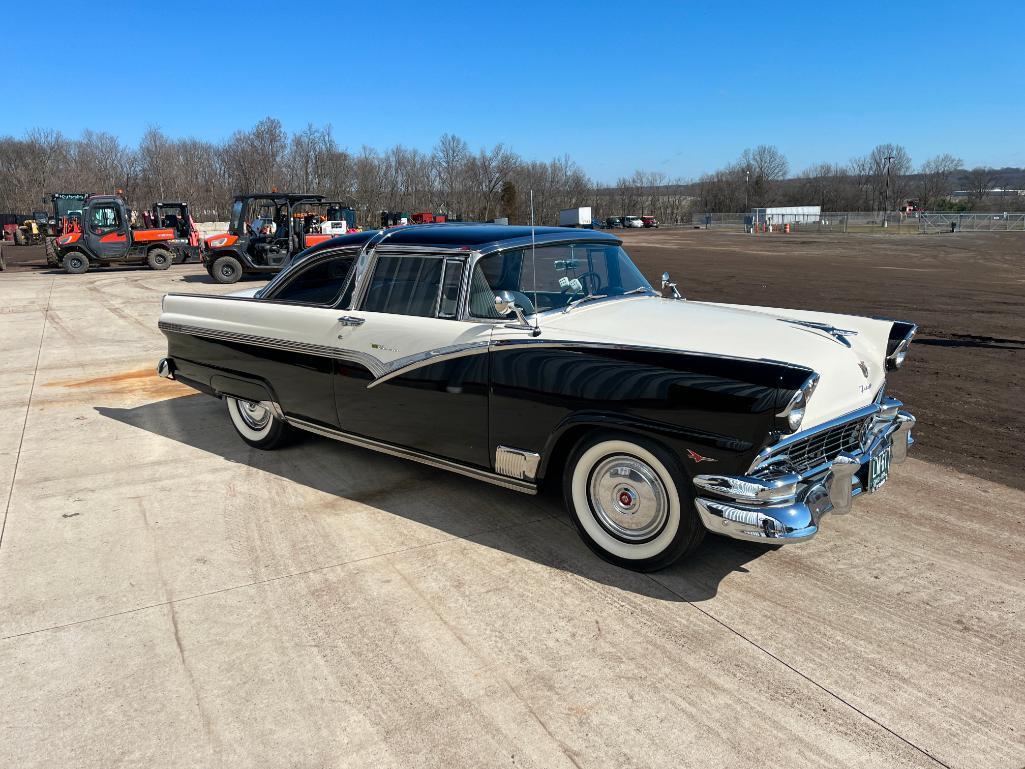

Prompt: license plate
[{"left": 868, "top": 443, "right": 892, "bottom": 492}]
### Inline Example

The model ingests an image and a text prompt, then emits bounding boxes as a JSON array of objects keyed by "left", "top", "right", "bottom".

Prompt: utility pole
[{"left": 883, "top": 154, "right": 895, "bottom": 227}]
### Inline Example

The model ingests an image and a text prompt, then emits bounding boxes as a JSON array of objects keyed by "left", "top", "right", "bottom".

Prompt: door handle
[{"left": 337, "top": 316, "right": 365, "bottom": 326}]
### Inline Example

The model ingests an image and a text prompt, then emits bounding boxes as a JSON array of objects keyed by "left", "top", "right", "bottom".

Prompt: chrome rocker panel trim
[
  {"left": 695, "top": 400, "right": 915, "bottom": 543},
  {"left": 284, "top": 416, "right": 538, "bottom": 495}
]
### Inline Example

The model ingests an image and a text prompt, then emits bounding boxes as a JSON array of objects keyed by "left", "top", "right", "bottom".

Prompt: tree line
[
  {"left": 693, "top": 143, "right": 1021, "bottom": 213},
  {"left": 0, "top": 119, "right": 1019, "bottom": 226},
  {"left": 0, "top": 120, "right": 601, "bottom": 226}
]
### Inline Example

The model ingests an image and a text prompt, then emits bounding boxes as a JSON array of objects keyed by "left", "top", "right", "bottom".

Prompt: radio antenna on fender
[{"left": 529, "top": 190, "right": 541, "bottom": 336}]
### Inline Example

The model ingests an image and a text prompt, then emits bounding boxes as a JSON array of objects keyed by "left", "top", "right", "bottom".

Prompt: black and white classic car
[{"left": 157, "top": 225, "right": 916, "bottom": 571}]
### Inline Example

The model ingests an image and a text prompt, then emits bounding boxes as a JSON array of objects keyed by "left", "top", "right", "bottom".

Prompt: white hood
[{"left": 537, "top": 296, "right": 891, "bottom": 428}]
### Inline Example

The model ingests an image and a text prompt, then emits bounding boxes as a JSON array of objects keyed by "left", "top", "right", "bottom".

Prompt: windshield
[
  {"left": 229, "top": 200, "right": 245, "bottom": 235},
  {"left": 53, "top": 196, "right": 85, "bottom": 219},
  {"left": 469, "top": 243, "right": 652, "bottom": 317}
]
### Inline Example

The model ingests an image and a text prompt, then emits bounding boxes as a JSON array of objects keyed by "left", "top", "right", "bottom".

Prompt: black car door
[{"left": 331, "top": 252, "right": 493, "bottom": 468}]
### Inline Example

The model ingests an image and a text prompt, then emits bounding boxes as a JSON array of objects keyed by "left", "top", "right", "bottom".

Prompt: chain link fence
[
  {"left": 683, "top": 211, "right": 1025, "bottom": 234},
  {"left": 918, "top": 212, "right": 1025, "bottom": 233}
]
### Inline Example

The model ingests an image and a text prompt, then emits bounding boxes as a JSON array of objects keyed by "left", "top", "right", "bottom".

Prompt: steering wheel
[{"left": 576, "top": 271, "right": 602, "bottom": 294}]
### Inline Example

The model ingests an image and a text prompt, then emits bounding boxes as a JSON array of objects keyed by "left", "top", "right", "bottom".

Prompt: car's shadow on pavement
[{"left": 97, "top": 394, "right": 773, "bottom": 602}]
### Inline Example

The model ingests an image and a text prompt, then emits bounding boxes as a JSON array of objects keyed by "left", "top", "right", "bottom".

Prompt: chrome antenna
[{"left": 529, "top": 190, "right": 541, "bottom": 336}]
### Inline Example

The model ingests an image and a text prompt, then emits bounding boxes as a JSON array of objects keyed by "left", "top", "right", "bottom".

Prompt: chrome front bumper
[{"left": 693, "top": 398, "right": 915, "bottom": 543}]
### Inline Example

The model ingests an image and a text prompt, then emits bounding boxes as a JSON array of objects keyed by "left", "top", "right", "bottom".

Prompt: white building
[{"left": 752, "top": 206, "right": 822, "bottom": 224}]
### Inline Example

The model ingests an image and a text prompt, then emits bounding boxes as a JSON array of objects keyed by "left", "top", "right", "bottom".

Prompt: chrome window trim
[
  {"left": 284, "top": 416, "right": 537, "bottom": 495},
  {"left": 357, "top": 252, "right": 456, "bottom": 319},
  {"left": 260, "top": 247, "right": 361, "bottom": 307},
  {"left": 462, "top": 243, "right": 657, "bottom": 323}
]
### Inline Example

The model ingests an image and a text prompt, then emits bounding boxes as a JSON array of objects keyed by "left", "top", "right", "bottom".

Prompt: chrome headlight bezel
[
  {"left": 885, "top": 322, "right": 918, "bottom": 370},
  {"left": 778, "top": 372, "right": 820, "bottom": 434}
]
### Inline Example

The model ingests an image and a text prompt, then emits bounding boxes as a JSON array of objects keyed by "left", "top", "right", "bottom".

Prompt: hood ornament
[{"left": 779, "top": 318, "right": 858, "bottom": 348}]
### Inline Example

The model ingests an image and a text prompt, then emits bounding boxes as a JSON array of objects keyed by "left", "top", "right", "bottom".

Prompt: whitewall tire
[
  {"left": 563, "top": 433, "right": 704, "bottom": 571},
  {"left": 225, "top": 396, "right": 291, "bottom": 449}
]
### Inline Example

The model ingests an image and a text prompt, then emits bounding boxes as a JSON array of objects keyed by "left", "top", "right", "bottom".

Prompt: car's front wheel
[
  {"left": 563, "top": 432, "right": 704, "bottom": 571},
  {"left": 225, "top": 396, "right": 292, "bottom": 449}
]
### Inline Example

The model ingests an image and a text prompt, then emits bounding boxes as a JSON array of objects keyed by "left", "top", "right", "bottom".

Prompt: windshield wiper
[
  {"left": 562, "top": 286, "right": 651, "bottom": 313},
  {"left": 563, "top": 293, "right": 607, "bottom": 312}
]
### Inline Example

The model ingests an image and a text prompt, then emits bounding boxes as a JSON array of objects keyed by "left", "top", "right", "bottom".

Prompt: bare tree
[
  {"left": 917, "top": 154, "right": 963, "bottom": 209},
  {"left": 964, "top": 167, "right": 997, "bottom": 208}
]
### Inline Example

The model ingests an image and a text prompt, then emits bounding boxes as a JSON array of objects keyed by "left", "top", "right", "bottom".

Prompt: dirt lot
[
  {"left": 621, "top": 229, "right": 1025, "bottom": 491},
  {"left": 4, "top": 229, "right": 1024, "bottom": 490}
]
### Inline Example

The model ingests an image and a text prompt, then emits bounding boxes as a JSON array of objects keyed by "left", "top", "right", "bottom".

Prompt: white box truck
[{"left": 558, "top": 207, "right": 592, "bottom": 228}]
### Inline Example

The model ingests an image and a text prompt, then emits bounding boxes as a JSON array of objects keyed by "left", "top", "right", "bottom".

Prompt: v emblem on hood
[{"left": 779, "top": 318, "right": 859, "bottom": 348}]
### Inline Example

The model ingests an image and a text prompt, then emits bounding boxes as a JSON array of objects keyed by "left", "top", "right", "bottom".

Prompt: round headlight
[
  {"left": 787, "top": 392, "right": 806, "bottom": 432},
  {"left": 778, "top": 373, "right": 818, "bottom": 434},
  {"left": 891, "top": 345, "right": 908, "bottom": 369}
]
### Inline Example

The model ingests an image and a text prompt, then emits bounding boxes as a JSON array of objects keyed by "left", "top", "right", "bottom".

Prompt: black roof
[{"left": 307, "top": 223, "right": 620, "bottom": 255}]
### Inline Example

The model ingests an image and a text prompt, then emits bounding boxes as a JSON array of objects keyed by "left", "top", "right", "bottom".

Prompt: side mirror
[
  {"left": 661, "top": 271, "right": 682, "bottom": 299},
  {"left": 494, "top": 295, "right": 533, "bottom": 330}
]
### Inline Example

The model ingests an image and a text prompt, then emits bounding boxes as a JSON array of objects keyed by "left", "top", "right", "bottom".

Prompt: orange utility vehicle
[{"left": 53, "top": 194, "right": 184, "bottom": 274}]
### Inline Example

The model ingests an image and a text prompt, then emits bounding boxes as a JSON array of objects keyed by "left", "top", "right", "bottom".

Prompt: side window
[
  {"left": 363, "top": 256, "right": 444, "bottom": 317},
  {"left": 273, "top": 253, "right": 356, "bottom": 305},
  {"left": 90, "top": 204, "right": 121, "bottom": 232},
  {"left": 438, "top": 259, "right": 464, "bottom": 319}
]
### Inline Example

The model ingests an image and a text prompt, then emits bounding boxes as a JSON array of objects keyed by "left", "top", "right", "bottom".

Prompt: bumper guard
[{"left": 694, "top": 398, "right": 914, "bottom": 543}]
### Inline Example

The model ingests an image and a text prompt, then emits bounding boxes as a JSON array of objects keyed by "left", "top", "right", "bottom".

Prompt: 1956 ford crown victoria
[{"left": 157, "top": 224, "right": 916, "bottom": 571}]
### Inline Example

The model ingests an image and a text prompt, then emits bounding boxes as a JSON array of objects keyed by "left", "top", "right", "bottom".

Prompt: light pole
[
  {"left": 745, "top": 169, "right": 750, "bottom": 210},
  {"left": 883, "top": 154, "right": 895, "bottom": 227}
]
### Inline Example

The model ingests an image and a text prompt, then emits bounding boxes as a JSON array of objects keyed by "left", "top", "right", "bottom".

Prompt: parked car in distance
[
  {"left": 642, "top": 215, "right": 659, "bottom": 228},
  {"left": 622, "top": 215, "right": 644, "bottom": 228},
  {"left": 605, "top": 216, "right": 622, "bottom": 228},
  {"left": 158, "top": 224, "right": 917, "bottom": 571}
]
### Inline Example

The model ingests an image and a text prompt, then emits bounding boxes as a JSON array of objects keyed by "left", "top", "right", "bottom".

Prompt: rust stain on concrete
[{"left": 45, "top": 367, "right": 189, "bottom": 400}]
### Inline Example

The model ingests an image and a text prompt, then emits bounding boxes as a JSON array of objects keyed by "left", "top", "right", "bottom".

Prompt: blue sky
[{"left": 4, "top": 0, "right": 1023, "bottom": 183}]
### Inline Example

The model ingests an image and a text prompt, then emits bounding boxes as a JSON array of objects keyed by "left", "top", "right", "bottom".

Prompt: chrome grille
[{"left": 757, "top": 417, "right": 869, "bottom": 476}]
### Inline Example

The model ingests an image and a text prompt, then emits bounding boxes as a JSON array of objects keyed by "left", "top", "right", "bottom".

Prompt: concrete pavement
[{"left": 1, "top": 266, "right": 1022, "bottom": 768}]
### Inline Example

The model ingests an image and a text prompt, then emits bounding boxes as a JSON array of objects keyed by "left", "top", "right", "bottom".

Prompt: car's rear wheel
[
  {"left": 211, "top": 255, "right": 242, "bottom": 284},
  {"left": 225, "top": 396, "right": 292, "bottom": 449},
  {"left": 563, "top": 432, "right": 704, "bottom": 571},
  {"left": 64, "top": 251, "right": 89, "bottom": 274},
  {"left": 147, "top": 247, "right": 173, "bottom": 270}
]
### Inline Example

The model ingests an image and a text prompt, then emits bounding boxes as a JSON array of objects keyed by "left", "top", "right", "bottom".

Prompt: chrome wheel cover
[
  {"left": 237, "top": 400, "right": 271, "bottom": 430},
  {"left": 588, "top": 454, "right": 669, "bottom": 541}
]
